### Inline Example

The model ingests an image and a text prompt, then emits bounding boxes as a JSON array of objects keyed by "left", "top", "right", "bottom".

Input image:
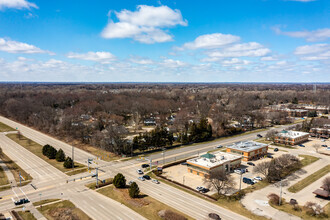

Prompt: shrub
[
  {"left": 56, "top": 149, "right": 66, "bottom": 162},
  {"left": 267, "top": 193, "right": 280, "bottom": 205},
  {"left": 42, "top": 144, "right": 51, "bottom": 156},
  {"left": 304, "top": 202, "right": 325, "bottom": 217},
  {"left": 63, "top": 157, "right": 73, "bottom": 168},
  {"left": 129, "top": 182, "right": 140, "bottom": 198},
  {"left": 113, "top": 173, "right": 126, "bottom": 188}
]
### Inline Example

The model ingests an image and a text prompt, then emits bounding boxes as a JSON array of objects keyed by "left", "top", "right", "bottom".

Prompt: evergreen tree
[
  {"left": 113, "top": 173, "right": 126, "bottom": 188},
  {"left": 56, "top": 148, "right": 66, "bottom": 162},
  {"left": 47, "top": 146, "right": 57, "bottom": 159},
  {"left": 129, "top": 182, "right": 140, "bottom": 198},
  {"left": 42, "top": 144, "right": 51, "bottom": 156},
  {"left": 63, "top": 157, "right": 73, "bottom": 168}
]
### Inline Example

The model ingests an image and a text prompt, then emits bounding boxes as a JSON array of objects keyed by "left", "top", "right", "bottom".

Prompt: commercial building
[
  {"left": 275, "top": 130, "right": 309, "bottom": 145},
  {"left": 226, "top": 141, "right": 268, "bottom": 161},
  {"left": 186, "top": 152, "right": 242, "bottom": 178}
]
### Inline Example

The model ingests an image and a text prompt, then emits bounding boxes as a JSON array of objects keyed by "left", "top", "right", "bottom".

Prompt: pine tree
[
  {"left": 63, "top": 157, "right": 73, "bottom": 168},
  {"left": 129, "top": 182, "right": 140, "bottom": 198},
  {"left": 56, "top": 149, "right": 66, "bottom": 162},
  {"left": 113, "top": 173, "right": 126, "bottom": 188}
]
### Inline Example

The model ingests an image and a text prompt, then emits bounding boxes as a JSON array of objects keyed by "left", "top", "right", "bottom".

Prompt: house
[
  {"left": 186, "top": 152, "right": 242, "bottom": 178},
  {"left": 275, "top": 130, "right": 309, "bottom": 145},
  {"left": 226, "top": 141, "right": 268, "bottom": 161}
]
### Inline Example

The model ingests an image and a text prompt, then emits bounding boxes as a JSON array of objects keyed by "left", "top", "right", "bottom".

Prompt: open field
[
  {"left": 37, "top": 200, "right": 91, "bottom": 220},
  {"left": 0, "top": 122, "right": 15, "bottom": 132},
  {"left": 0, "top": 151, "right": 32, "bottom": 185},
  {"left": 299, "top": 154, "right": 320, "bottom": 167},
  {"left": 97, "top": 185, "right": 193, "bottom": 220},
  {"left": 288, "top": 165, "right": 330, "bottom": 193},
  {"left": 0, "top": 166, "right": 9, "bottom": 186},
  {"left": 6, "top": 134, "right": 86, "bottom": 175}
]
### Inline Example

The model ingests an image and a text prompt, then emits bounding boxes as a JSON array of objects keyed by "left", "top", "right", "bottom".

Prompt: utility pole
[
  {"left": 72, "top": 145, "right": 74, "bottom": 170},
  {"left": 95, "top": 167, "right": 99, "bottom": 188},
  {"left": 239, "top": 172, "right": 242, "bottom": 191},
  {"left": 149, "top": 158, "right": 152, "bottom": 171},
  {"left": 279, "top": 178, "right": 282, "bottom": 206}
]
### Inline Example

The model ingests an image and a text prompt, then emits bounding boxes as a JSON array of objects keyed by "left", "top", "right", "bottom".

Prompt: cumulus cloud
[
  {"left": 294, "top": 44, "right": 330, "bottom": 60},
  {"left": 222, "top": 58, "right": 250, "bottom": 65},
  {"left": 129, "top": 56, "right": 154, "bottom": 65},
  {"left": 260, "top": 56, "right": 277, "bottom": 61},
  {"left": 101, "top": 5, "right": 187, "bottom": 44},
  {"left": 0, "top": 38, "right": 52, "bottom": 54},
  {"left": 160, "top": 58, "right": 187, "bottom": 68},
  {"left": 0, "top": 0, "right": 38, "bottom": 10},
  {"left": 273, "top": 27, "right": 330, "bottom": 42},
  {"left": 67, "top": 51, "right": 116, "bottom": 62},
  {"left": 180, "top": 33, "right": 240, "bottom": 50}
]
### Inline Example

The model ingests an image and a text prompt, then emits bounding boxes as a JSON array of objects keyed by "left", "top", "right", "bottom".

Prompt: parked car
[
  {"left": 267, "top": 155, "right": 273, "bottom": 158},
  {"left": 143, "top": 175, "right": 151, "bottom": 180},
  {"left": 152, "top": 179, "right": 160, "bottom": 184},
  {"left": 138, "top": 176, "right": 145, "bottom": 181},
  {"left": 254, "top": 176, "right": 263, "bottom": 181},
  {"left": 241, "top": 168, "right": 246, "bottom": 173},
  {"left": 298, "top": 144, "right": 305, "bottom": 147},
  {"left": 181, "top": 162, "right": 188, "bottom": 165},
  {"left": 257, "top": 134, "right": 263, "bottom": 138},
  {"left": 200, "top": 188, "right": 209, "bottom": 193},
  {"left": 234, "top": 169, "right": 242, "bottom": 174},
  {"left": 141, "top": 164, "right": 149, "bottom": 168},
  {"left": 274, "top": 148, "right": 279, "bottom": 152},
  {"left": 243, "top": 177, "right": 254, "bottom": 185},
  {"left": 216, "top": 145, "right": 223, "bottom": 149},
  {"left": 136, "top": 169, "right": 144, "bottom": 175},
  {"left": 196, "top": 186, "right": 203, "bottom": 191},
  {"left": 321, "top": 145, "right": 328, "bottom": 148},
  {"left": 247, "top": 162, "right": 255, "bottom": 166}
]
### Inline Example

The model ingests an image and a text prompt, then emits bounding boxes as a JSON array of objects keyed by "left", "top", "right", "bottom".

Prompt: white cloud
[
  {"left": 222, "top": 58, "right": 250, "bottom": 65},
  {"left": 205, "top": 42, "right": 271, "bottom": 59},
  {"left": 0, "top": 0, "right": 38, "bottom": 10},
  {"left": 160, "top": 58, "right": 187, "bottom": 68},
  {"left": 260, "top": 56, "right": 277, "bottom": 61},
  {"left": 295, "top": 44, "right": 330, "bottom": 60},
  {"left": 129, "top": 57, "right": 154, "bottom": 65},
  {"left": 0, "top": 38, "right": 52, "bottom": 54},
  {"left": 101, "top": 5, "right": 187, "bottom": 44},
  {"left": 67, "top": 51, "right": 116, "bottom": 62},
  {"left": 180, "top": 33, "right": 240, "bottom": 50},
  {"left": 273, "top": 27, "right": 330, "bottom": 42}
]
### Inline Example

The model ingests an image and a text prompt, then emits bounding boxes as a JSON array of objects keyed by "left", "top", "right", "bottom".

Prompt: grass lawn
[
  {"left": 0, "top": 122, "right": 15, "bottom": 132},
  {"left": 270, "top": 201, "right": 329, "bottom": 220},
  {"left": 37, "top": 200, "right": 91, "bottom": 220},
  {"left": 17, "top": 211, "right": 37, "bottom": 220},
  {"left": 0, "top": 166, "right": 9, "bottom": 186},
  {"left": 33, "top": 199, "right": 60, "bottom": 207},
  {"left": 97, "top": 185, "right": 193, "bottom": 220},
  {"left": 6, "top": 134, "right": 86, "bottom": 175},
  {"left": 299, "top": 155, "right": 319, "bottom": 167},
  {"left": 0, "top": 152, "right": 32, "bottom": 185},
  {"left": 149, "top": 173, "right": 267, "bottom": 220},
  {"left": 288, "top": 165, "right": 330, "bottom": 193}
]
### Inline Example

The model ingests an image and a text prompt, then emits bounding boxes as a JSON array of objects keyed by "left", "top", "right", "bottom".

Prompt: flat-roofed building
[
  {"left": 186, "top": 152, "right": 241, "bottom": 178},
  {"left": 226, "top": 141, "right": 268, "bottom": 161},
  {"left": 275, "top": 130, "right": 309, "bottom": 145}
]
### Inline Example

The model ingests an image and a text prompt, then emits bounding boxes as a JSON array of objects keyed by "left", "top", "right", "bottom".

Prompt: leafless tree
[
  {"left": 204, "top": 170, "right": 235, "bottom": 195},
  {"left": 265, "top": 130, "right": 278, "bottom": 143},
  {"left": 322, "top": 176, "right": 330, "bottom": 193},
  {"left": 253, "top": 161, "right": 271, "bottom": 178},
  {"left": 304, "top": 202, "right": 325, "bottom": 216},
  {"left": 312, "top": 144, "right": 321, "bottom": 153}
]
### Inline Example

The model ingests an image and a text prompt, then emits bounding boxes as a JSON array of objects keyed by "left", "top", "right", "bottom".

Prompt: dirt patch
[
  {"left": 113, "top": 187, "right": 150, "bottom": 207},
  {"left": 158, "top": 209, "right": 187, "bottom": 220},
  {"left": 48, "top": 208, "right": 79, "bottom": 220}
]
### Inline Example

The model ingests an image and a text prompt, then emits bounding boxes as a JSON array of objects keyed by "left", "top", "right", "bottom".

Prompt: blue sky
[{"left": 0, "top": 0, "right": 329, "bottom": 82}]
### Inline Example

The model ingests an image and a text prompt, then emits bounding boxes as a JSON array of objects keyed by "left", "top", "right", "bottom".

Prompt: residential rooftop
[
  {"left": 277, "top": 130, "right": 309, "bottom": 138},
  {"left": 227, "top": 141, "right": 268, "bottom": 152},
  {"left": 187, "top": 152, "right": 241, "bottom": 168}
]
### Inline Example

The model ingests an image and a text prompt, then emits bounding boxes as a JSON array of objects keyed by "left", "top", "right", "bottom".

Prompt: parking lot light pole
[{"left": 239, "top": 172, "right": 242, "bottom": 191}]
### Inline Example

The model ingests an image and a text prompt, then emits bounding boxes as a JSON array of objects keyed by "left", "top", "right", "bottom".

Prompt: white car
[
  {"left": 234, "top": 169, "right": 242, "bottom": 174},
  {"left": 138, "top": 176, "right": 145, "bottom": 181},
  {"left": 152, "top": 179, "right": 160, "bottom": 184},
  {"left": 254, "top": 176, "right": 263, "bottom": 181},
  {"left": 136, "top": 169, "right": 143, "bottom": 175}
]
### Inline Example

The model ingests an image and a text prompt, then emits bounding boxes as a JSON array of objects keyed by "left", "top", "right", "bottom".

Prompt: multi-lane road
[{"left": 0, "top": 115, "right": 296, "bottom": 220}]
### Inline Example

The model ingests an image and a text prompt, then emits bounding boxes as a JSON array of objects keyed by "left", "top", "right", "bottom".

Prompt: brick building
[
  {"left": 275, "top": 130, "right": 309, "bottom": 145},
  {"left": 226, "top": 141, "right": 268, "bottom": 161}
]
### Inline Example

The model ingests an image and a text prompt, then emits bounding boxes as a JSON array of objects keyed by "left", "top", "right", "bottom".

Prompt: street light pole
[
  {"left": 239, "top": 172, "right": 242, "bottom": 191},
  {"left": 72, "top": 145, "right": 74, "bottom": 170}
]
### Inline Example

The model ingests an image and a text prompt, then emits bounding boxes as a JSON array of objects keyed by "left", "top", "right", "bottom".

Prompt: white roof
[
  {"left": 277, "top": 130, "right": 309, "bottom": 138},
  {"left": 187, "top": 152, "right": 241, "bottom": 169}
]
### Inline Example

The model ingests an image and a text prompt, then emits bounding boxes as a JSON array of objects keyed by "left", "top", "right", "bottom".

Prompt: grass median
[
  {"left": 37, "top": 200, "right": 91, "bottom": 220},
  {"left": 17, "top": 211, "right": 37, "bottom": 220},
  {"left": 33, "top": 199, "right": 60, "bottom": 207},
  {"left": 6, "top": 133, "right": 87, "bottom": 176},
  {"left": 97, "top": 185, "right": 193, "bottom": 220},
  {"left": 0, "top": 151, "right": 32, "bottom": 186},
  {"left": 288, "top": 165, "right": 330, "bottom": 193},
  {"left": 0, "top": 122, "right": 15, "bottom": 132},
  {"left": 0, "top": 166, "right": 9, "bottom": 186}
]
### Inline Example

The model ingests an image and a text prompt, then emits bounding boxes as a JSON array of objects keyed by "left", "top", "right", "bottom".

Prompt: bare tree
[
  {"left": 312, "top": 144, "right": 321, "bottom": 153},
  {"left": 265, "top": 130, "right": 278, "bottom": 143},
  {"left": 253, "top": 161, "right": 271, "bottom": 178},
  {"left": 322, "top": 176, "right": 330, "bottom": 193},
  {"left": 204, "top": 170, "right": 235, "bottom": 195}
]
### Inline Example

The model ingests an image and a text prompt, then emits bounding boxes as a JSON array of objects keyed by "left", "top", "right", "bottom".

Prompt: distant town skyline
[{"left": 0, "top": 0, "right": 329, "bottom": 82}]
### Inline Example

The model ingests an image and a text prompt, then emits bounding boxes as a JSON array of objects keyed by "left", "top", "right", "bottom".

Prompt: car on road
[
  {"left": 14, "top": 198, "right": 30, "bottom": 206},
  {"left": 298, "top": 144, "right": 305, "bottom": 147},
  {"left": 208, "top": 213, "right": 221, "bottom": 220},
  {"left": 247, "top": 162, "right": 255, "bottom": 166},
  {"left": 322, "top": 145, "right": 328, "bottom": 148},
  {"left": 152, "top": 179, "right": 160, "bottom": 184},
  {"left": 138, "top": 176, "right": 145, "bottom": 181},
  {"left": 143, "top": 175, "right": 151, "bottom": 180},
  {"left": 136, "top": 169, "right": 144, "bottom": 175},
  {"left": 257, "top": 134, "right": 263, "bottom": 138},
  {"left": 267, "top": 155, "right": 273, "bottom": 158},
  {"left": 254, "top": 176, "right": 263, "bottom": 181},
  {"left": 216, "top": 145, "right": 223, "bottom": 149},
  {"left": 200, "top": 188, "right": 209, "bottom": 193},
  {"left": 274, "top": 148, "right": 279, "bottom": 152},
  {"left": 141, "top": 164, "right": 149, "bottom": 168}
]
